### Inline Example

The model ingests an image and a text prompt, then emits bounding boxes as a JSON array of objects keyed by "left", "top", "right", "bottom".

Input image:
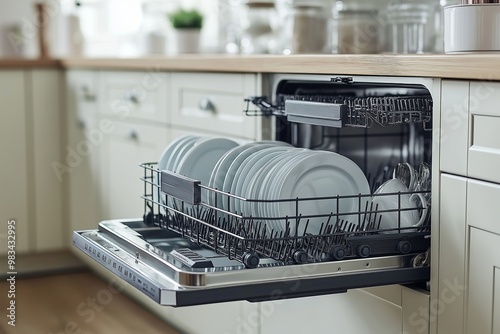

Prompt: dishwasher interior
[{"left": 73, "top": 74, "right": 435, "bottom": 307}]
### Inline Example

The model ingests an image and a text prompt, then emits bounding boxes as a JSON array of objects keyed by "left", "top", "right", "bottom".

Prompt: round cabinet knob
[
  {"left": 127, "top": 129, "right": 139, "bottom": 141},
  {"left": 76, "top": 118, "right": 86, "bottom": 130},
  {"left": 125, "top": 92, "right": 140, "bottom": 104},
  {"left": 198, "top": 97, "right": 216, "bottom": 113},
  {"left": 81, "top": 86, "right": 95, "bottom": 102}
]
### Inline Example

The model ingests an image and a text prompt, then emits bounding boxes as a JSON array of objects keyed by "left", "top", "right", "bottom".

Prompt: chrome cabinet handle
[{"left": 198, "top": 97, "right": 216, "bottom": 113}]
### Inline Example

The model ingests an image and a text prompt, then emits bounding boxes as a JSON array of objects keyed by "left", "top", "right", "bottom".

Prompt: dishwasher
[{"left": 73, "top": 73, "right": 437, "bottom": 307}]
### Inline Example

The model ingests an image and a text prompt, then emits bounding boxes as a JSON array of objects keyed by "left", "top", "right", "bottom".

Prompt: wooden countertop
[
  {"left": 59, "top": 54, "right": 500, "bottom": 80},
  {"left": 0, "top": 272, "right": 180, "bottom": 334},
  {"left": 0, "top": 58, "right": 60, "bottom": 68},
  {"left": 3, "top": 54, "right": 500, "bottom": 80}
]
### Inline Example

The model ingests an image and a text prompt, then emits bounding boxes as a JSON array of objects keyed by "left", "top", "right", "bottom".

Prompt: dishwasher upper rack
[
  {"left": 244, "top": 94, "right": 433, "bottom": 130},
  {"left": 140, "top": 162, "right": 431, "bottom": 268}
]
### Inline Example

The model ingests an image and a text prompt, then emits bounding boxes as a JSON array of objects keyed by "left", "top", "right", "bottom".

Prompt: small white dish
[{"left": 372, "top": 178, "right": 428, "bottom": 233}]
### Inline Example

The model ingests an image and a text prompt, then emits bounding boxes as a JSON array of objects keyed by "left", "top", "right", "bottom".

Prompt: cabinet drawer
[
  {"left": 468, "top": 81, "right": 500, "bottom": 183},
  {"left": 467, "top": 178, "right": 500, "bottom": 235},
  {"left": 101, "top": 121, "right": 169, "bottom": 219},
  {"left": 99, "top": 71, "right": 169, "bottom": 124},
  {"left": 66, "top": 70, "right": 98, "bottom": 119},
  {"left": 171, "top": 72, "right": 259, "bottom": 139}
]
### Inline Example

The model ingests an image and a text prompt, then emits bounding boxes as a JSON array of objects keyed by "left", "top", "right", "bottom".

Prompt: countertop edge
[{"left": 2, "top": 54, "right": 500, "bottom": 80}]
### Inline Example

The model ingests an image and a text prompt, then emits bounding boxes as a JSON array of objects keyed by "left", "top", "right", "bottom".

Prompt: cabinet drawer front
[
  {"left": 467, "top": 179, "right": 500, "bottom": 234},
  {"left": 101, "top": 121, "right": 169, "bottom": 219},
  {"left": 99, "top": 71, "right": 169, "bottom": 124},
  {"left": 66, "top": 70, "right": 98, "bottom": 118},
  {"left": 468, "top": 81, "right": 500, "bottom": 183},
  {"left": 171, "top": 72, "right": 258, "bottom": 139}
]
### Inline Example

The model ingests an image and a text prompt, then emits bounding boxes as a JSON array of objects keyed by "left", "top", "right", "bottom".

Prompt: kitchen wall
[
  {"left": 0, "top": 0, "right": 40, "bottom": 57},
  {"left": 0, "top": 0, "right": 222, "bottom": 58}
]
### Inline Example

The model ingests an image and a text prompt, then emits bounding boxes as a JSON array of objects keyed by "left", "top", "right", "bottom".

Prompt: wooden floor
[{"left": 0, "top": 272, "right": 180, "bottom": 334}]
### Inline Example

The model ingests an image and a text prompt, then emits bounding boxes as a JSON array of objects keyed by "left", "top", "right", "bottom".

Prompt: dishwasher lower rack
[{"left": 141, "top": 163, "right": 431, "bottom": 269}]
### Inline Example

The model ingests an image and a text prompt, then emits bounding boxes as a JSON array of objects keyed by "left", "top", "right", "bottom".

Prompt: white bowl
[{"left": 444, "top": 4, "right": 500, "bottom": 53}]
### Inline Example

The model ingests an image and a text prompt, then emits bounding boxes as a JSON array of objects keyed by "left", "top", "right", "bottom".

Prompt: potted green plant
[{"left": 168, "top": 8, "right": 203, "bottom": 53}]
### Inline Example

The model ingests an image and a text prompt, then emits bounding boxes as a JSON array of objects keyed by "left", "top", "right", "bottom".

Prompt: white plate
[
  {"left": 207, "top": 142, "right": 259, "bottom": 208},
  {"left": 245, "top": 152, "right": 293, "bottom": 233},
  {"left": 265, "top": 151, "right": 316, "bottom": 220},
  {"left": 165, "top": 136, "right": 201, "bottom": 173},
  {"left": 177, "top": 138, "right": 239, "bottom": 202},
  {"left": 171, "top": 137, "right": 203, "bottom": 173},
  {"left": 231, "top": 146, "right": 292, "bottom": 214},
  {"left": 259, "top": 150, "right": 313, "bottom": 230},
  {"left": 221, "top": 143, "right": 280, "bottom": 211},
  {"left": 239, "top": 150, "right": 289, "bottom": 219},
  {"left": 275, "top": 151, "right": 370, "bottom": 235},
  {"left": 158, "top": 135, "right": 197, "bottom": 172}
]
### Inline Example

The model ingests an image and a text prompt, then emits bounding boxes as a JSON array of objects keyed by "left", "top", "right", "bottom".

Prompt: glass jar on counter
[
  {"left": 239, "top": 0, "right": 278, "bottom": 54},
  {"left": 281, "top": 0, "right": 332, "bottom": 54},
  {"left": 385, "top": 1, "right": 436, "bottom": 54},
  {"left": 335, "top": 0, "right": 384, "bottom": 54}
]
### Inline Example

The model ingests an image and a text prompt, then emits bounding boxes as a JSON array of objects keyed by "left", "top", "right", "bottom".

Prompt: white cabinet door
[
  {"left": 0, "top": 70, "right": 30, "bottom": 254},
  {"left": 436, "top": 174, "right": 467, "bottom": 334},
  {"left": 101, "top": 121, "right": 168, "bottom": 220},
  {"left": 467, "top": 228, "right": 500, "bottom": 334},
  {"left": 466, "top": 179, "right": 500, "bottom": 333},
  {"left": 31, "top": 70, "right": 64, "bottom": 251},
  {"left": 65, "top": 70, "right": 102, "bottom": 241}
]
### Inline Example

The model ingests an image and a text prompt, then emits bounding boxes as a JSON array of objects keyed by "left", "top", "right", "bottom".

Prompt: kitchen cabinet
[
  {"left": 98, "top": 70, "right": 169, "bottom": 124},
  {"left": 97, "top": 70, "right": 170, "bottom": 220},
  {"left": 466, "top": 179, "right": 500, "bottom": 333},
  {"left": 438, "top": 78, "right": 500, "bottom": 334},
  {"left": 468, "top": 81, "right": 500, "bottom": 184},
  {"left": 258, "top": 287, "right": 429, "bottom": 334},
  {"left": 65, "top": 70, "right": 103, "bottom": 241},
  {"left": 436, "top": 174, "right": 467, "bottom": 334},
  {"left": 0, "top": 69, "right": 64, "bottom": 254},
  {"left": 31, "top": 70, "right": 64, "bottom": 251},
  {"left": 170, "top": 72, "right": 268, "bottom": 141},
  {"left": 0, "top": 70, "right": 30, "bottom": 255},
  {"left": 100, "top": 121, "right": 168, "bottom": 220},
  {"left": 467, "top": 228, "right": 500, "bottom": 334}
]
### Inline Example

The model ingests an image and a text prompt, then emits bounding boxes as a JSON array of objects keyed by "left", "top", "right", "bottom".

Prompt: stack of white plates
[
  {"left": 157, "top": 136, "right": 370, "bottom": 236},
  {"left": 157, "top": 135, "right": 239, "bottom": 203}
]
